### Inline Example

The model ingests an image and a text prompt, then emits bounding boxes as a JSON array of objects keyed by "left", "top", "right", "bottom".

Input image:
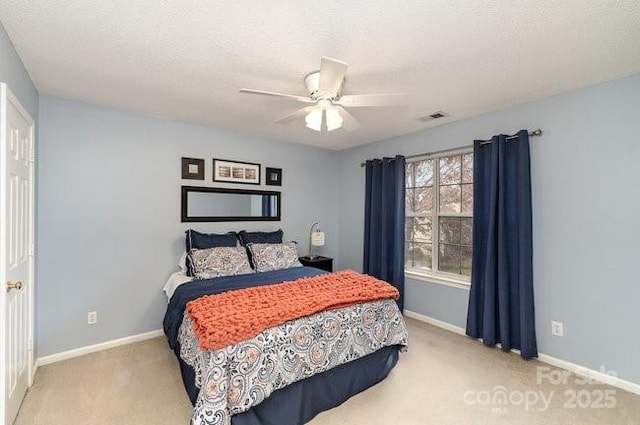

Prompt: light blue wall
[
  {"left": 0, "top": 22, "right": 38, "bottom": 121},
  {"left": 37, "top": 95, "right": 339, "bottom": 357},
  {"left": 338, "top": 74, "right": 640, "bottom": 385}
]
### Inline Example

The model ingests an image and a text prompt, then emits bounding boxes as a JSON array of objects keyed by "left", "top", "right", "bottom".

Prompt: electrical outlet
[
  {"left": 87, "top": 311, "right": 98, "bottom": 325},
  {"left": 551, "top": 320, "right": 563, "bottom": 337}
]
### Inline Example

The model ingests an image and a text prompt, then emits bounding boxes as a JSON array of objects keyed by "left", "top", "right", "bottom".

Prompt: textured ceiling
[{"left": 1, "top": 1, "right": 639, "bottom": 150}]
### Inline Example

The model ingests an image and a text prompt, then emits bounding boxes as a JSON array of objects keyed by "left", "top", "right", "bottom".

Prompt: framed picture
[
  {"left": 265, "top": 167, "right": 282, "bottom": 186},
  {"left": 213, "top": 158, "right": 261, "bottom": 185},
  {"left": 181, "top": 157, "right": 205, "bottom": 180}
]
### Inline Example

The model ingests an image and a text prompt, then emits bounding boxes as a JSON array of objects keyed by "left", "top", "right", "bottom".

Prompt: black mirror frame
[{"left": 181, "top": 185, "right": 281, "bottom": 222}]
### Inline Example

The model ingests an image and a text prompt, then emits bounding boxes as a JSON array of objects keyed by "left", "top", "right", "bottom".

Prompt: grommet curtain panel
[
  {"left": 363, "top": 155, "right": 406, "bottom": 311},
  {"left": 262, "top": 195, "right": 275, "bottom": 217},
  {"left": 466, "top": 130, "right": 537, "bottom": 359}
]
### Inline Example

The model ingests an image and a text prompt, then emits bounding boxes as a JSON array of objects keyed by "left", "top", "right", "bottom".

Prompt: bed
[{"left": 163, "top": 230, "right": 408, "bottom": 425}]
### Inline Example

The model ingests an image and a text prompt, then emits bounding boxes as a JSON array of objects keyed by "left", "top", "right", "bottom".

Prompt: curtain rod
[
  {"left": 360, "top": 128, "right": 543, "bottom": 167},
  {"left": 478, "top": 128, "right": 543, "bottom": 146}
]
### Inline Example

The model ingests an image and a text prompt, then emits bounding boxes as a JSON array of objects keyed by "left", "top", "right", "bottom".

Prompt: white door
[{"left": 1, "top": 83, "right": 35, "bottom": 425}]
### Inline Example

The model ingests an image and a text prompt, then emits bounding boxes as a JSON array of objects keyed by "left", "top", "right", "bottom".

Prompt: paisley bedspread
[{"left": 178, "top": 298, "right": 408, "bottom": 425}]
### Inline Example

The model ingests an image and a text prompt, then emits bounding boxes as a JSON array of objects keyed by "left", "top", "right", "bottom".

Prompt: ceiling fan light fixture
[
  {"left": 240, "top": 57, "right": 405, "bottom": 133},
  {"left": 305, "top": 107, "right": 323, "bottom": 131},
  {"left": 325, "top": 107, "right": 343, "bottom": 131}
]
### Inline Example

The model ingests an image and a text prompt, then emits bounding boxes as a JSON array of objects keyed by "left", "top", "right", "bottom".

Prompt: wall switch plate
[
  {"left": 87, "top": 311, "right": 98, "bottom": 325},
  {"left": 551, "top": 320, "right": 564, "bottom": 337}
]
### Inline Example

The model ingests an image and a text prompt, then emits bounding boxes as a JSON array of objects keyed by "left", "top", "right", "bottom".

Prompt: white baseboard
[
  {"left": 36, "top": 329, "right": 164, "bottom": 367},
  {"left": 404, "top": 310, "right": 466, "bottom": 335},
  {"left": 536, "top": 353, "right": 640, "bottom": 396},
  {"left": 404, "top": 309, "right": 640, "bottom": 396}
]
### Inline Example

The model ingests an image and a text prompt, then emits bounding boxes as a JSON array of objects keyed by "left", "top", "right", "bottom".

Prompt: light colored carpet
[{"left": 16, "top": 318, "right": 640, "bottom": 425}]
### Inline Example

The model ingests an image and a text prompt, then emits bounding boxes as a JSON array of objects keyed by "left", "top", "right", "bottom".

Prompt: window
[{"left": 405, "top": 149, "right": 473, "bottom": 283}]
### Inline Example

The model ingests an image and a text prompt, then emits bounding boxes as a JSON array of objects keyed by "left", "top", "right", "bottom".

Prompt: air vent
[{"left": 418, "top": 111, "right": 449, "bottom": 122}]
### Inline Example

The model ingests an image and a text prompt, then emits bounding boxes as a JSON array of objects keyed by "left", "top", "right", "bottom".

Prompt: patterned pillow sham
[
  {"left": 247, "top": 242, "right": 303, "bottom": 273},
  {"left": 185, "top": 230, "right": 239, "bottom": 276},
  {"left": 189, "top": 246, "right": 254, "bottom": 280}
]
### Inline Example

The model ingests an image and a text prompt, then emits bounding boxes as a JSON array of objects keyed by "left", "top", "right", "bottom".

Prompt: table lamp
[{"left": 308, "top": 222, "right": 325, "bottom": 259}]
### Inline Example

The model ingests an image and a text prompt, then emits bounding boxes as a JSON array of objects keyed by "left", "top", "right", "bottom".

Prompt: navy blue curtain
[
  {"left": 261, "top": 195, "right": 274, "bottom": 217},
  {"left": 363, "top": 155, "right": 406, "bottom": 311},
  {"left": 466, "top": 130, "right": 537, "bottom": 359}
]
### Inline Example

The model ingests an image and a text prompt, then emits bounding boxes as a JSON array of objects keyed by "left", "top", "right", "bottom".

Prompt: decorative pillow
[
  {"left": 238, "top": 229, "right": 283, "bottom": 246},
  {"left": 247, "top": 242, "right": 302, "bottom": 273},
  {"left": 189, "top": 246, "right": 254, "bottom": 280},
  {"left": 186, "top": 229, "right": 238, "bottom": 251},
  {"left": 185, "top": 230, "right": 239, "bottom": 276}
]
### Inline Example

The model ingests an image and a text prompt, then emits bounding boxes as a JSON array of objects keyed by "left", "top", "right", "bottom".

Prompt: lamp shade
[
  {"left": 305, "top": 107, "right": 323, "bottom": 131},
  {"left": 325, "top": 107, "right": 343, "bottom": 131},
  {"left": 305, "top": 102, "right": 344, "bottom": 132},
  {"left": 311, "top": 231, "right": 325, "bottom": 246}
]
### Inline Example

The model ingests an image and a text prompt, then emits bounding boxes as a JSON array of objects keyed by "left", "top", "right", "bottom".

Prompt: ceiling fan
[{"left": 239, "top": 57, "right": 408, "bottom": 132}]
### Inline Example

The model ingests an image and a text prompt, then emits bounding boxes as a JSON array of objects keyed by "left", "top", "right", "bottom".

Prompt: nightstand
[{"left": 299, "top": 255, "right": 333, "bottom": 272}]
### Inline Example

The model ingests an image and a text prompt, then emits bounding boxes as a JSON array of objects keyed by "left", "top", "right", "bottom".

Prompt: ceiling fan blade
[
  {"left": 274, "top": 106, "right": 316, "bottom": 124},
  {"left": 336, "top": 93, "right": 409, "bottom": 107},
  {"left": 319, "top": 57, "right": 348, "bottom": 97},
  {"left": 337, "top": 106, "right": 360, "bottom": 132},
  {"left": 239, "top": 88, "right": 313, "bottom": 103}
]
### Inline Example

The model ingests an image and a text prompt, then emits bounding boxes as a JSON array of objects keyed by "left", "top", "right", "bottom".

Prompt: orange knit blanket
[{"left": 186, "top": 270, "right": 399, "bottom": 350}]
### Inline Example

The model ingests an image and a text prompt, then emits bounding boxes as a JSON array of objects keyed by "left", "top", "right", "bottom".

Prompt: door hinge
[
  {"left": 29, "top": 148, "right": 35, "bottom": 162},
  {"left": 28, "top": 244, "right": 34, "bottom": 256}
]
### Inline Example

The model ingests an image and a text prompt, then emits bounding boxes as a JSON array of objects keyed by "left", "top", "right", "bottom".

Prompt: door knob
[{"left": 6, "top": 281, "right": 22, "bottom": 292}]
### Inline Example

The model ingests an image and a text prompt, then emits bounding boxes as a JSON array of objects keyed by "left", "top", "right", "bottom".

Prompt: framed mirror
[{"left": 181, "top": 186, "right": 281, "bottom": 222}]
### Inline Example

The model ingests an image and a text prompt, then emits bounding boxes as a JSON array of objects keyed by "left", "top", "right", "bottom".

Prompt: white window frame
[{"left": 405, "top": 147, "right": 473, "bottom": 288}]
